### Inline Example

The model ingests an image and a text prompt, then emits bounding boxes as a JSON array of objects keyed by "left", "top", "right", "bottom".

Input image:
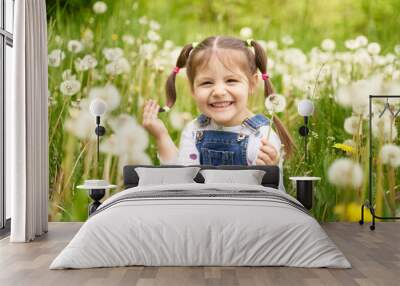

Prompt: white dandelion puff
[
  {"left": 367, "top": 42, "right": 381, "bottom": 55},
  {"left": 149, "top": 20, "right": 160, "bottom": 30},
  {"left": 65, "top": 99, "right": 97, "bottom": 140},
  {"left": 371, "top": 113, "right": 398, "bottom": 141},
  {"left": 139, "top": 43, "right": 158, "bottom": 60},
  {"left": 355, "top": 35, "right": 368, "bottom": 47},
  {"left": 60, "top": 79, "right": 81, "bottom": 96},
  {"left": 264, "top": 94, "right": 287, "bottom": 113},
  {"left": 105, "top": 57, "right": 131, "bottom": 75},
  {"left": 100, "top": 114, "right": 151, "bottom": 170},
  {"left": 345, "top": 39, "right": 359, "bottom": 50},
  {"left": 147, "top": 30, "right": 161, "bottom": 42},
  {"left": 138, "top": 16, "right": 148, "bottom": 25},
  {"left": 354, "top": 49, "right": 372, "bottom": 67},
  {"left": 75, "top": 54, "right": 98, "bottom": 71},
  {"left": 48, "top": 49, "right": 65, "bottom": 67},
  {"left": 67, "top": 40, "right": 83, "bottom": 53},
  {"left": 88, "top": 84, "right": 121, "bottom": 111},
  {"left": 93, "top": 1, "right": 107, "bottom": 14},
  {"left": 344, "top": 116, "right": 362, "bottom": 135},
  {"left": 328, "top": 158, "right": 363, "bottom": 189},
  {"left": 321, "top": 38, "right": 336, "bottom": 52},
  {"left": 102, "top": 47, "right": 124, "bottom": 61},
  {"left": 335, "top": 74, "right": 384, "bottom": 116},
  {"left": 239, "top": 27, "right": 253, "bottom": 39},
  {"left": 380, "top": 144, "right": 400, "bottom": 168}
]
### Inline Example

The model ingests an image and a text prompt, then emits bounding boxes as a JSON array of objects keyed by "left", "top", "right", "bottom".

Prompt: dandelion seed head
[
  {"left": 328, "top": 158, "right": 363, "bottom": 189},
  {"left": 367, "top": 42, "right": 381, "bottom": 55},
  {"left": 149, "top": 20, "right": 160, "bottom": 31},
  {"left": 372, "top": 113, "right": 398, "bottom": 141},
  {"left": 75, "top": 55, "right": 98, "bottom": 71},
  {"left": 345, "top": 39, "right": 359, "bottom": 50},
  {"left": 380, "top": 144, "right": 400, "bottom": 168},
  {"left": 48, "top": 49, "right": 65, "bottom": 67},
  {"left": 67, "top": 40, "right": 83, "bottom": 53},
  {"left": 239, "top": 27, "right": 253, "bottom": 39},
  {"left": 139, "top": 16, "right": 148, "bottom": 25},
  {"left": 65, "top": 99, "right": 97, "bottom": 140},
  {"left": 105, "top": 57, "right": 131, "bottom": 75},
  {"left": 321, "top": 38, "right": 336, "bottom": 52},
  {"left": 264, "top": 94, "right": 286, "bottom": 114},
  {"left": 355, "top": 35, "right": 368, "bottom": 47},
  {"left": 147, "top": 30, "right": 161, "bottom": 42},
  {"left": 102, "top": 47, "right": 124, "bottom": 61},
  {"left": 93, "top": 1, "right": 107, "bottom": 14},
  {"left": 344, "top": 116, "right": 361, "bottom": 135},
  {"left": 88, "top": 84, "right": 121, "bottom": 111},
  {"left": 59, "top": 79, "right": 81, "bottom": 96}
]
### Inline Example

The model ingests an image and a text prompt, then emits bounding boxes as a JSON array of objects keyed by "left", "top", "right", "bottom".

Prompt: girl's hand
[
  {"left": 142, "top": 99, "right": 168, "bottom": 139},
  {"left": 255, "top": 137, "right": 280, "bottom": 165}
]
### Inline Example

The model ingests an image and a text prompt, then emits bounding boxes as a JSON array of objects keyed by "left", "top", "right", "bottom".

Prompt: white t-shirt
[{"left": 157, "top": 117, "right": 286, "bottom": 192}]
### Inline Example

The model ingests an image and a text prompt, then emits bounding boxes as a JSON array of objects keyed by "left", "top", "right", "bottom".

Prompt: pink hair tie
[
  {"left": 173, "top": 67, "right": 180, "bottom": 74},
  {"left": 261, "top": 73, "right": 269, "bottom": 80}
]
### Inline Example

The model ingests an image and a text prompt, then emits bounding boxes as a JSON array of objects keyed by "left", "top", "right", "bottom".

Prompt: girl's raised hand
[
  {"left": 142, "top": 99, "right": 169, "bottom": 139},
  {"left": 255, "top": 137, "right": 280, "bottom": 165}
]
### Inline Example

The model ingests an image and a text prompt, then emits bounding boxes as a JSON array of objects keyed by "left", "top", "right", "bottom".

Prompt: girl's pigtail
[
  {"left": 249, "top": 40, "right": 273, "bottom": 96},
  {"left": 161, "top": 43, "right": 194, "bottom": 112},
  {"left": 250, "top": 39, "right": 297, "bottom": 159}
]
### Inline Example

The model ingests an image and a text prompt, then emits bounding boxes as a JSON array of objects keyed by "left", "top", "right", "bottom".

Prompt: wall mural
[{"left": 47, "top": 0, "right": 400, "bottom": 222}]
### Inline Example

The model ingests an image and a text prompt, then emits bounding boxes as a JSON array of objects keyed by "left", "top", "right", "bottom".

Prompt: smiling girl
[{"left": 142, "top": 36, "right": 295, "bottom": 190}]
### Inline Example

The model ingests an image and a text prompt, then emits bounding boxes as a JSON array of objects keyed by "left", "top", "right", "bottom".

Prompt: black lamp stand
[
  {"left": 299, "top": 116, "right": 309, "bottom": 162},
  {"left": 94, "top": 116, "right": 106, "bottom": 166}
]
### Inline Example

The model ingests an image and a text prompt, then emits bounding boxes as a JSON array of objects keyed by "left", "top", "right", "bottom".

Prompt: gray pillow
[
  {"left": 200, "top": 169, "right": 266, "bottom": 185},
  {"left": 135, "top": 166, "right": 201, "bottom": 186}
]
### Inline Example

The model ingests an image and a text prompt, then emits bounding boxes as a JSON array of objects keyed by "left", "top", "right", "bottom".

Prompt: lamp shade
[
  {"left": 90, "top": 98, "right": 107, "bottom": 116},
  {"left": 297, "top": 99, "right": 314, "bottom": 117}
]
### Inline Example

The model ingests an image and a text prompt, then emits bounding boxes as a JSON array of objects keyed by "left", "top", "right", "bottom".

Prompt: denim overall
[{"left": 195, "top": 114, "right": 270, "bottom": 166}]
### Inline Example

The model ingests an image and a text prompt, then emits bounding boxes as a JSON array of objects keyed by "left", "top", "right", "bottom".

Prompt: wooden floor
[{"left": 0, "top": 222, "right": 399, "bottom": 286}]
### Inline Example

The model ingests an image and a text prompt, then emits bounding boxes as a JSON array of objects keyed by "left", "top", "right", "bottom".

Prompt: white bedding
[{"left": 50, "top": 183, "right": 351, "bottom": 269}]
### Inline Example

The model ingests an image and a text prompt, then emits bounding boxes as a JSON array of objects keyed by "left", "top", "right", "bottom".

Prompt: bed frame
[{"left": 123, "top": 165, "right": 280, "bottom": 189}]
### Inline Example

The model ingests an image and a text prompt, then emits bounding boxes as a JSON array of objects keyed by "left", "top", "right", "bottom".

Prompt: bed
[{"left": 49, "top": 165, "right": 351, "bottom": 269}]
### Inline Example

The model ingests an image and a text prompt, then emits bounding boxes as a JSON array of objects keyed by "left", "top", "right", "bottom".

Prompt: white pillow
[
  {"left": 135, "top": 167, "right": 200, "bottom": 186},
  {"left": 200, "top": 169, "right": 266, "bottom": 185}
]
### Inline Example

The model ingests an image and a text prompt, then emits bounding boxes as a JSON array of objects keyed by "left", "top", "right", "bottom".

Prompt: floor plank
[{"left": 0, "top": 222, "right": 399, "bottom": 286}]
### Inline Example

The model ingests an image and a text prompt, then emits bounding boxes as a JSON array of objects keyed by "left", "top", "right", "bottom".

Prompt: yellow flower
[
  {"left": 333, "top": 143, "right": 354, "bottom": 154},
  {"left": 111, "top": 34, "right": 118, "bottom": 41},
  {"left": 334, "top": 202, "right": 372, "bottom": 222}
]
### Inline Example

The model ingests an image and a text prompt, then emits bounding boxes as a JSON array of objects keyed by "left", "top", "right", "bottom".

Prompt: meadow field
[{"left": 46, "top": 0, "right": 400, "bottom": 221}]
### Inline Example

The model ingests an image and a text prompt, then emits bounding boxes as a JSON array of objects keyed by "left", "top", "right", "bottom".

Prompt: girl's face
[{"left": 191, "top": 51, "right": 257, "bottom": 126}]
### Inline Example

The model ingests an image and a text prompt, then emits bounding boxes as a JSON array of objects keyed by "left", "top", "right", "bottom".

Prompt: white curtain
[{"left": 8, "top": 0, "right": 49, "bottom": 242}]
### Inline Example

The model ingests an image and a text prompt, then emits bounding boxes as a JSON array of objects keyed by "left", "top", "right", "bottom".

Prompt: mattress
[{"left": 50, "top": 183, "right": 351, "bottom": 269}]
